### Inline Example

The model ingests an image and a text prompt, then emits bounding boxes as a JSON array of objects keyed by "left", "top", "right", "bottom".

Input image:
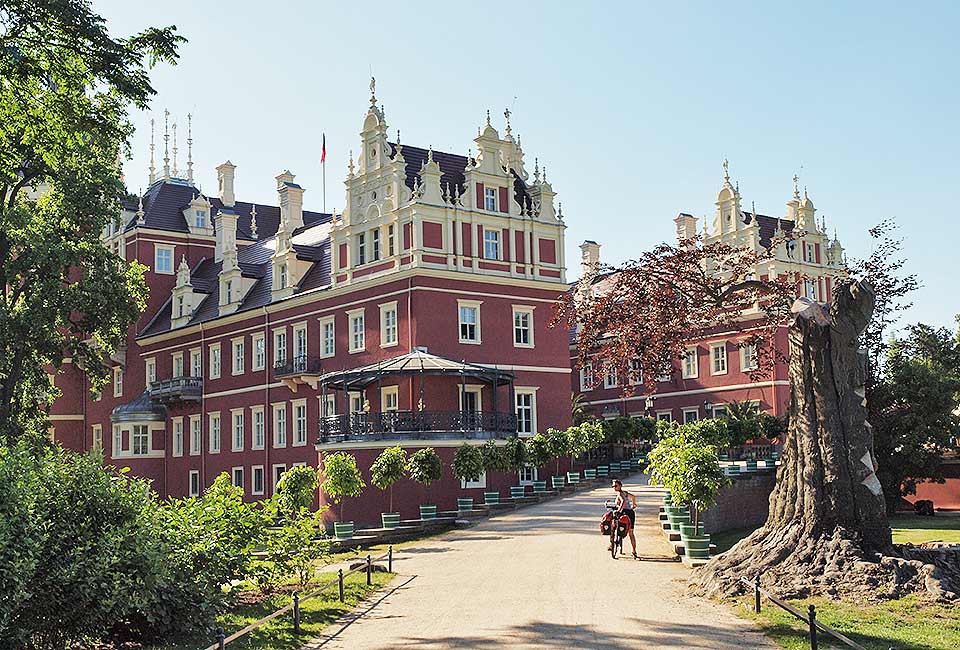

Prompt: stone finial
[
  {"left": 250, "top": 204, "right": 258, "bottom": 238},
  {"left": 557, "top": 202, "right": 564, "bottom": 222},
  {"left": 186, "top": 112, "right": 194, "bottom": 183},
  {"left": 723, "top": 158, "right": 730, "bottom": 182},
  {"left": 162, "top": 109, "right": 170, "bottom": 179},
  {"left": 533, "top": 157, "right": 540, "bottom": 183},
  {"left": 348, "top": 150, "right": 355, "bottom": 177},
  {"left": 369, "top": 76, "right": 377, "bottom": 105},
  {"left": 486, "top": 109, "right": 491, "bottom": 126},
  {"left": 171, "top": 119, "right": 178, "bottom": 177},
  {"left": 793, "top": 174, "right": 800, "bottom": 200},
  {"left": 136, "top": 193, "right": 145, "bottom": 225},
  {"left": 504, "top": 108, "right": 512, "bottom": 136}
]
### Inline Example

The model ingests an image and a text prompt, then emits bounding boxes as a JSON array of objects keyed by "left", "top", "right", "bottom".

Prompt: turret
[{"left": 216, "top": 161, "right": 236, "bottom": 208}]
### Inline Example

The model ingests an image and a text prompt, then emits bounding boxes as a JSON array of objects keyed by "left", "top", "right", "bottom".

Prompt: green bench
[
  {"left": 484, "top": 491, "right": 500, "bottom": 505},
  {"left": 510, "top": 485, "right": 527, "bottom": 499},
  {"left": 552, "top": 475, "right": 566, "bottom": 490},
  {"left": 457, "top": 497, "right": 474, "bottom": 512},
  {"left": 532, "top": 480, "right": 549, "bottom": 495}
]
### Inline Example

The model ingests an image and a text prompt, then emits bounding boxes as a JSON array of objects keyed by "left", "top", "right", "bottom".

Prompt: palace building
[
  {"left": 570, "top": 162, "right": 847, "bottom": 425},
  {"left": 49, "top": 82, "right": 573, "bottom": 525}
]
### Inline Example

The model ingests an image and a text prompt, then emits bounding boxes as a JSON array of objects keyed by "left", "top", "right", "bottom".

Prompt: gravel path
[{"left": 304, "top": 474, "right": 775, "bottom": 649}]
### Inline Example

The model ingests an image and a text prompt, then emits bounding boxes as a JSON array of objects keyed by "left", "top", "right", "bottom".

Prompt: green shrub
[
  {"left": 504, "top": 436, "right": 528, "bottom": 470},
  {"left": 276, "top": 465, "right": 320, "bottom": 517},
  {"left": 370, "top": 446, "right": 407, "bottom": 513},
  {"left": 481, "top": 439, "right": 511, "bottom": 473},
  {"left": 263, "top": 510, "right": 330, "bottom": 590},
  {"left": 407, "top": 447, "right": 443, "bottom": 486},
  {"left": 525, "top": 434, "right": 552, "bottom": 469},
  {"left": 452, "top": 443, "right": 484, "bottom": 483},
  {"left": 647, "top": 431, "right": 726, "bottom": 528},
  {"left": 321, "top": 452, "right": 365, "bottom": 521}
]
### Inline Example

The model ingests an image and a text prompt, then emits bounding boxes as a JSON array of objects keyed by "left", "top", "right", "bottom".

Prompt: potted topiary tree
[
  {"left": 407, "top": 447, "right": 443, "bottom": 520},
  {"left": 370, "top": 446, "right": 408, "bottom": 529},
  {"left": 480, "top": 440, "right": 510, "bottom": 505},
  {"left": 452, "top": 442, "right": 484, "bottom": 512},
  {"left": 544, "top": 427, "right": 569, "bottom": 483},
  {"left": 320, "top": 452, "right": 365, "bottom": 539}
]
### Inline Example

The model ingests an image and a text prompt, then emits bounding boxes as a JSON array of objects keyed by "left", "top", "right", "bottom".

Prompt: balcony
[
  {"left": 147, "top": 376, "right": 203, "bottom": 404},
  {"left": 319, "top": 410, "right": 518, "bottom": 444},
  {"left": 274, "top": 355, "right": 323, "bottom": 391}
]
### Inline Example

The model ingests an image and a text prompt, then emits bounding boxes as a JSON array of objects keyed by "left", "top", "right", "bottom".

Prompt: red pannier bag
[
  {"left": 600, "top": 511, "right": 613, "bottom": 535},
  {"left": 617, "top": 513, "right": 631, "bottom": 536}
]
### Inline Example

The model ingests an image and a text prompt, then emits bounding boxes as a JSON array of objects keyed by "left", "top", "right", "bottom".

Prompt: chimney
[
  {"left": 216, "top": 161, "right": 236, "bottom": 207},
  {"left": 674, "top": 213, "right": 698, "bottom": 245},
  {"left": 276, "top": 170, "right": 304, "bottom": 231},
  {"left": 214, "top": 208, "right": 238, "bottom": 263},
  {"left": 580, "top": 240, "right": 601, "bottom": 279}
]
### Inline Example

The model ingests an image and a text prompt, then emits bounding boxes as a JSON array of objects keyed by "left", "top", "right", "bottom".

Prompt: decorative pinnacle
[
  {"left": 534, "top": 157, "right": 540, "bottom": 183},
  {"left": 504, "top": 108, "right": 512, "bottom": 135},
  {"left": 793, "top": 174, "right": 800, "bottom": 199},
  {"left": 557, "top": 202, "right": 564, "bottom": 221},
  {"left": 162, "top": 109, "right": 170, "bottom": 179},
  {"left": 803, "top": 185, "right": 808, "bottom": 200},
  {"left": 486, "top": 109, "right": 491, "bottom": 126},
  {"left": 723, "top": 158, "right": 730, "bottom": 182},
  {"left": 348, "top": 150, "right": 355, "bottom": 176},
  {"left": 171, "top": 120, "right": 178, "bottom": 177},
  {"left": 427, "top": 145, "right": 434, "bottom": 163},
  {"left": 250, "top": 204, "right": 258, "bottom": 237},
  {"left": 542, "top": 165, "right": 548, "bottom": 183},
  {"left": 186, "top": 112, "right": 194, "bottom": 182},
  {"left": 136, "top": 192, "right": 145, "bottom": 224},
  {"left": 752, "top": 200, "right": 756, "bottom": 216},
  {"left": 369, "top": 76, "right": 376, "bottom": 105},
  {"left": 148, "top": 118, "right": 156, "bottom": 184}
]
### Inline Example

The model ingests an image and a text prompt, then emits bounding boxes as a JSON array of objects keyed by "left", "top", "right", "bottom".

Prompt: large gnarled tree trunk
[{"left": 693, "top": 280, "right": 958, "bottom": 601}]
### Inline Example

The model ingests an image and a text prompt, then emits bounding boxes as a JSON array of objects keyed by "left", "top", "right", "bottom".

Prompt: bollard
[
  {"left": 753, "top": 574, "right": 761, "bottom": 614},
  {"left": 808, "top": 604, "right": 818, "bottom": 650},
  {"left": 366, "top": 554, "right": 372, "bottom": 586},
  {"left": 388, "top": 545, "right": 393, "bottom": 573},
  {"left": 293, "top": 593, "right": 301, "bottom": 635},
  {"left": 338, "top": 568, "right": 345, "bottom": 602},
  {"left": 216, "top": 626, "right": 225, "bottom": 650}
]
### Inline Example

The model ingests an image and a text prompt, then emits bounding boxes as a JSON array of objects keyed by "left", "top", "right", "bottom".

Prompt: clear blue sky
[{"left": 96, "top": 0, "right": 958, "bottom": 330}]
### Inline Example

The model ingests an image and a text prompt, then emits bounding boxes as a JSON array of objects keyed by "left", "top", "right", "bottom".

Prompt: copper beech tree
[{"left": 557, "top": 226, "right": 957, "bottom": 601}]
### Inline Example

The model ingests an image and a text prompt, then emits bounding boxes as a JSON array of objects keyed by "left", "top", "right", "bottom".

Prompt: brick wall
[{"left": 700, "top": 471, "right": 776, "bottom": 534}]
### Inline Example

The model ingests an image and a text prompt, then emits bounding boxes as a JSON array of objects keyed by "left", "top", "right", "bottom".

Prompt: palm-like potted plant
[
  {"left": 370, "top": 446, "right": 407, "bottom": 529},
  {"left": 320, "top": 452, "right": 365, "bottom": 539},
  {"left": 407, "top": 447, "right": 443, "bottom": 520},
  {"left": 452, "top": 442, "right": 484, "bottom": 512}
]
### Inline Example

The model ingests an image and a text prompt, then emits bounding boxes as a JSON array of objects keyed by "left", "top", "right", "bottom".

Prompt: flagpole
[{"left": 321, "top": 132, "right": 327, "bottom": 214}]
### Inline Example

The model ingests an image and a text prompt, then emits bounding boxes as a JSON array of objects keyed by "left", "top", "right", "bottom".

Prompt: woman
[{"left": 610, "top": 479, "right": 639, "bottom": 559}]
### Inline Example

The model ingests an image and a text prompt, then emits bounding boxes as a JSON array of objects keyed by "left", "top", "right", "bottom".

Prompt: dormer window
[
  {"left": 279, "top": 264, "right": 288, "bottom": 290},
  {"left": 484, "top": 187, "right": 497, "bottom": 211},
  {"left": 483, "top": 229, "right": 500, "bottom": 260},
  {"left": 226, "top": 280, "right": 233, "bottom": 303},
  {"left": 194, "top": 209, "right": 206, "bottom": 229},
  {"left": 357, "top": 233, "right": 367, "bottom": 265}
]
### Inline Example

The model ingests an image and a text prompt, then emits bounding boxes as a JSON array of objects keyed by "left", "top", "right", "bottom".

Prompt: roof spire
[
  {"left": 534, "top": 157, "right": 540, "bottom": 183},
  {"left": 369, "top": 76, "right": 377, "bottom": 106},
  {"left": 186, "top": 112, "right": 194, "bottom": 183},
  {"left": 171, "top": 119, "right": 178, "bottom": 177},
  {"left": 136, "top": 191, "right": 145, "bottom": 225},
  {"left": 250, "top": 204, "right": 258, "bottom": 238},
  {"left": 793, "top": 173, "right": 800, "bottom": 200},
  {"left": 504, "top": 108, "right": 512, "bottom": 136},
  {"left": 162, "top": 109, "right": 170, "bottom": 179},
  {"left": 486, "top": 109, "right": 491, "bottom": 126},
  {"left": 723, "top": 157, "right": 730, "bottom": 182},
  {"left": 348, "top": 149, "right": 355, "bottom": 177},
  {"left": 148, "top": 118, "right": 156, "bottom": 184},
  {"left": 557, "top": 201, "right": 564, "bottom": 222},
  {"left": 751, "top": 200, "right": 757, "bottom": 218}
]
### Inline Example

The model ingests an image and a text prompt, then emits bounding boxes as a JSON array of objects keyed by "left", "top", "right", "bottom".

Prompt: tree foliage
[
  {"left": 275, "top": 464, "right": 320, "bottom": 518},
  {"left": 260, "top": 510, "right": 329, "bottom": 591},
  {"left": 0, "top": 0, "right": 183, "bottom": 442},
  {"left": 320, "top": 452, "right": 365, "bottom": 521},
  {"left": 504, "top": 436, "right": 528, "bottom": 470},
  {"left": 480, "top": 439, "right": 511, "bottom": 473},
  {"left": 452, "top": 443, "right": 484, "bottom": 483},
  {"left": 647, "top": 429, "right": 726, "bottom": 528},
  {"left": 524, "top": 434, "right": 552, "bottom": 469},
  {"left": 602, "top": 416, "right": 656, "bottom": 444},
  {"left": 566, "top": 421, "right": 605, "bottom": 458},
  {"left": 370, "top": 446, "right": 407, "bottom": 513},
  {"left": 406, "top": 447, "right": 443, "bottom": 486}
]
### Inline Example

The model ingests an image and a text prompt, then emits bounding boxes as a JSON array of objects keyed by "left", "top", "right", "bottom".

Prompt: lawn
[
  {"left": 890, "top": 514, "right": 960, "bottom": 545},
  {"left": 155, "top": 570, "right": 394, "bottom": 650}
]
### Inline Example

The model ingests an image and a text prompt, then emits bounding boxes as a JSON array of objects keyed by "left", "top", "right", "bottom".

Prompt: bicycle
[{"left": 601, "top": 500, "right": 628, "bottom": 559}]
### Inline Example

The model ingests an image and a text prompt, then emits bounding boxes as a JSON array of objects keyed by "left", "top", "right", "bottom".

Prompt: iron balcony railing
[
  {"left": 273, "top": 355, "right": 322, "bottom": 377},
  {"left": 319, "top": 410, "right": 518, "bottom": 444},
  {"left": 147, "top": 376, "right": 203, "bottom": 403}
]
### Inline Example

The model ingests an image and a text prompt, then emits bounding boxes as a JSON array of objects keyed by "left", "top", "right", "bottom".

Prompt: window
[
  {"left": 579, "top": 363, "right": 594, "bottom": 391},
  {"left": 320, "top": 316, "right": 335, "bottom": 357},
  {"left": 682, "top": 348, "right": 699, "bottom": 379},
  {"left": 349, "top": 392, "right": 365, "bottom": 414},
  {"left": 190, "top": 348, "right": 202, "bottom": 378},
  {"left": 209, "top": 344, "right": 221, "bottom": 379},
  {"left": 172, "top": 352, "right": 184, "bottom": 378},
  {"left": 656, "top": 411, "right": 673, "bottom": 422},
  {"left": 279, "top": 263, "right": 288, "bottom": 289},
  {"left": 145, "top": 358, "right": 156, "bottom": 387},
  {"left": 372, "top": 229, "right": 381, "bottom": 261},
  {"left": 462, "top": 470, "right": 486, "bottom": 490},
  {"left": 252, "top": 466, "right": 265, "bottom": 495},
  {"left": 272, "top": 464, "right": 286, "bottom": 492},
  {"left": 92, "top": 424, "right": 103, "bottom": 452},
  {"left": 711, "top": 343, "right": 728, "bottom": 375},
  {"left": 518, "top": 465, "right": 537, "bottom": 485},
  {"left": 225, "top": 280, "right": 233, "bottom": 304},
  {"left": 273, "top": 329, "right": 287, "bottom": 365},
  {"left": 113, "top": 367, "right": 123, "bottom": 397},
  {"left": 189, "top": 470, "right": 201, "bottom": 497},
  {"left": 713, "top": 405, "right": 728, "bottom": 419},
  {"left": 381, "top": 386, "right": 399, "bottom": 412},
  {"left": 252, "top": 407, "right": 265, "bottom": 449},
  {"left": 293, "top": 400, "right": 307, "bottom": 446},
  {"left": 483, "top": 229, "right": 499, "bottom": 260},
  {"left": 189, "top": 415, "right": 201, "bottom": 455},
  {"left": 252, "top": 334, "right": 266, "bottom": 370},
  {"left": 682, "top": 408, "right": 699, "bottom": 424},
  {"left": 804, "top": 279, "right": 818, "bottom": 300},
  {"left": 387, "top": 224, "right": 396, "bottom": 256},
  {"left": 176, "top": 295, "right": 185, "bottom": 318},
  {"left": 515, "top": 390, "right": 536, "bottom": 436},
  {"left": 805, "top": 243, "right": 816, "bottom": 263},
  {"left": 195, "top": 209, "right": 206, "bottom": 229},
  {"left": 603, "top": 367, "right": 618, "bottom": 389},
  {"left": 629, "top": 359, "right": 642, "bottom": 386},
  {"left": 512, "top": 306, "right": 534, "bottom": 348},
  {"left": 458, "top": 301, "right": 481, "bottom": 343},
  {"left": 484, "top": 186, "right": 497, "bottom": 211},
  {"left": 322, "top": 393, "right": 336, "bottom": 417},
  {"left": 209, "top": 412, "right": 221, "bottom": 453},
  {"left": 232, "top": 410, "right": 244, "bottom": 451},
  {"left": 172, "top": 418, "right": 183, "bottom": 456},
  {"left": 155, "top": 245, "right": 174, "bottom": 274},
  {"left": 742, "top": 344, "right": 758, "bottom": 371},
  {"left": 112, "top": 425, "right": 123, "bottom": 455},
  {"left": 232, "top": 338, "right": 245, "bottom": 375},
  {"left": 273, "top": 404, "right": 287, "bottom": 448},
  {"left": 231, "top": 467, "right": 244, "bottom": 489},
  {"left": 348, "top": 309, "right": 365, "bottom": 352},
  {"left": 132, "top": 425, "right": 150, "bottom": 455},
  {"left": 357, "top": 232, "right": 367, "bottom": 265},
  {"left": 380, "top": 303, "right": 398, "bottom": 347},
  {"left": 657, "top": 367, "right": 672, "bottom": 382},
  {"left": 293, "top": 324, "right": 307, "bottom": 367}
]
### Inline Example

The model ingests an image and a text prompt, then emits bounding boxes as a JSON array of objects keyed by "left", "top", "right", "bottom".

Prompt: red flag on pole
[{"left": 321, "top": 133, "right": 326, "bottom": 164}]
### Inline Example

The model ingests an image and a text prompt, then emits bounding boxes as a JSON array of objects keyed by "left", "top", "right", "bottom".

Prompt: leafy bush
[
  {"left": 276, "top": 465, "right": 320, "bottom": 517},
  {"left": 647, "top": 430, "right": 726, "bottom": 528},
  {"left": 566, "top": 421, "right": 605, "bottom": 458},
  {"left": 407, "top": 447, "right": 443, "bottom": 486},
  {"left": 525, "top": 434, "right": 552, "bottom": 469},
  {"left": 370, "top": 446, "right": 407, "bottom": 512},
  {"left": 603, "top": 416, "right": 656, "bottom": 444},
  {"left": 452, "top": 443, "right": 484, "bottom": 483},
  {"left": 262, "top": 510, "right": 330, "bottom": 590},
  {"left": 679, "top": 418, "right": 733, "bottom": 448},
  {"left": 504, "top": 436, "right": 528, "bottom": 470},
  {"left": 321, "top": 452, "right": 365, "bottom": 521},
  {"left": 481, "top": 439, "right": 511, "bottom": 473}
]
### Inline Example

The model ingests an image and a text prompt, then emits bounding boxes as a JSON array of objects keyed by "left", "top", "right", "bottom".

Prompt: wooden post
[
  {"left": 216, "top": 626, "right": 225, "bottom": 650},
  {"left": 753, "top": 574, "right": 761, "bottom": 613},
  {"left": 293, "top": 593, "right": 301, "bottom": 635},
  {"left": 388, "top": 545, "right": 393, "bottom": 573},
  {"left": 338, "top": 568, "right": 344, "bottom": 602},
  {"left": 366, "top": 554, "right": 372, "bottom": 586},
  {"left": 808, "top": 604, "right": 818, "bottom": 650}
]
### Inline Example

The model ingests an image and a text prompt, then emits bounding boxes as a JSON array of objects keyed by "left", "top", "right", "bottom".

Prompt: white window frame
[
  {"left": 273, "top": 328, "right": 288, "bottom": 366},
  {"left": 512, "top": 305, "right": 535, "bottom": 348},
  {"left": 251, "top": 406, "right": 265, "bottom": 450},
  {"left": 347, "top": 308, "right": 365, "bottom": 353},
  {"left": 232, "top": 337, "right": 245, "bottom": 375},
  {"left": 189, "top": 414, "right": 201, "bottom": 456},
  {"left": 208, "top": 412, "right": 221, "bottom": 454},
  {"left": 682, "top": 347, "right": 699, "bottom": 379},
  {"left": 515, "top": 388, "right": 537, "bottom": 437},
  {"left": 189, "top": 470, "right": 201, "bottom": 497},
  {"left": 252, "top": 333, "right": 266, "bottom": 371},
  {"left": 231, "top": 408, "right": 244, "bottom": 452},
  {"left": 387, "top": 223, "right": 396, "bottom": 256},
  {"left": 518, "top": 465, "right": 537, "bottom": 486},
  {"left": 483, "top": 228, "right": 499, "bottom": 260},
  {"left": 381, "top": 385, "right": 399, "bottom": 412},
  {"left": 349, "top": 391, "right": 365, "bottom": 414},
  {"left": 172, "top": 417, "right": 184, "bottom": 457},
  {"left": 682, "top": 408, "right": 700, "bottom": 424},
  {"left": 741, "top": 343, "right": 759, "bottom": 371},
  {"left": 112, "top": 424, "right": 123, "bottom": 456},
  {"left": 272, "top": 403, "right": 287, "bottom": 448},
  {"left": 113, "top": 366, "right": 123, "bottom": 397},
  {"left": 458, "top": 385, "right": 483, "bottom": 412},
  {"left": 357, "top": 232, "right": 367, "bottom": 265},
  {"left": 172, "top": 352, "right": 184, "bottom": 378},
  {"left": 804, "top": 279, "right": 818, "bottom": 301},
  {"left": 371, "top": 228, "right": 381, "bottom": 261},
  {"left": 319, "top": 316, "right": 335, "bottom": 358},
  {"left": 457, "top": 299, "right": 481, "bottom": 344},
  {"left": 252, "top": 465, "right": 265, "bottom": 496},
  {"left": 579, "top": 363, "right": 594, "bottom": 391},
  {"left": 131, "top": 424, "right": 150, "bottom": 456},
  {"left": 711, "top": 342, "right": 728, "bottom": 375},
  {"left": 629, "top": 359, "right": 642, "bottom": 386},
  {"left": 92, "top": 424, "right": 103, "bottom": 452},
  {"left": 209, "top": 343, "right": 221, "bottom": 379},
  {"left": 380, "top": 302, "right": 398, "bottom": 348},
  {"left": 293, "top": 322, "right": 308, "bottom": 364},
  {"left": 272, "top": 464, "right": 287, "bottom": 493},
  {"left": 462, "top": 470, "right": 487, "bottom": 490},
  {"left": 321, "top": 393, "right": 336, "bottom": 417},
  {"left": 484, "top": 186, "right": 497, "bottom": 212},
  {"left": 154, "top": 245, "right": 174, "bottom": 274},
  {"left": 603, "top": 366, "right": 618, "bottom": 390},
  {"left": 190, "top": 348, "right": 202, "bottom": 378},
  {"left": 231, "top": 466, "right": 244, "bottom": 489},
  {"left": 145, "top": 357, "right": 156, "bottom": 388},
  {"left": 656, "top": 410, "right": 673, "bottom": 422},
  {"left": 292, "top": 399, "right": 307, "bottom": 447}
]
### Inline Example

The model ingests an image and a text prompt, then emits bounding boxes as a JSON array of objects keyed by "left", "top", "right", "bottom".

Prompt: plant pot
[
  {"left": 679, "top": 523, "right": 704, "bottom": 540},
  {"left": 552, "top": 476, "right": 566, "bottom": 490},
  {"left": 684, "top": 534, "right": 711, "bottom": 559},
  {"left": 457, "top": 497, "right": 474, "bottom": 512},
  {"left": 584, "top": 469, "right": 597, "bottom": 480},
  {"left": 670, "top": 514, "right": 691, "bottom": 532},
  {"left": 420, "top": 504, "right": 437, "bottom": 520},
  {"left": 484, "top": 491, "right": 500, "bottom": 505},
  {"left": 333, "top": 521, "right": 354, "bottom": 540},
  {"left": 381, "top": 512, "right": 401, "bottom": 529}
]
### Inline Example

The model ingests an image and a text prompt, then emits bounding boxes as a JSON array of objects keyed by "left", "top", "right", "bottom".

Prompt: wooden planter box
[
  {"left": 483, "top": 491, "right": 500, "bottom": 506},
  {"left": 381, "top": 512, "right": 401, "bottom": 529},
  {"left": 552, "top": 476, "right": 566, "bottom": 490},
  {"left": 596, "top": 465, "right": 609, "bottom": 477}
]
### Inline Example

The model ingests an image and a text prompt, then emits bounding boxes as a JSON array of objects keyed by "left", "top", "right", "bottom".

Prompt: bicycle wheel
[{"left": 610, "top": 530, "right": 619, "bottom": 559}]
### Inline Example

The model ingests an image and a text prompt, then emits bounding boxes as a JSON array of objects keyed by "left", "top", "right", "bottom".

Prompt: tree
[
  {"left": 263, "top": 510, "right": 330, "bottom": 591},
  {"left": 321, "top": 452, "right": 365, "bottom": 521},
  {"left": 504, "top": 436, "right": 528, "bottom": 471},
  {"left": 603, "top": 416, "right": 656, "bottom": 445},
  {"left": 481, "top": 439, "right": 511, "bottom": 473},
  {"left": 525, "top": 434, "right": 552, "bottom": 470},
  {"left": 275, "top": 465, "right": 320, "bottom": 517},
  {"left": 0, "top": 0, "right": 183, "bottom": 443},
  {"left": 647, "top": 431, "right": 726, "bottom": 529},
  {"left": 561, "top": 223, "right": 947, "bottom": 600},
  {"left": 407, "top": 447, "right": 443, "bottom": 486},
  {"left": 452, "top": 443, "right": 484, "bottom": 484},
  {"left": 872, "top": 322, "right": 960, "bottom": 513},
  {"left": 543, "top": 427, "right": 569, "bottom": 474},
  {"left": 370, "top": 446, "right": 407, "bottom": 513},
  {"left": 566, "top": 421, "right": 605, "bottom": 458}
]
